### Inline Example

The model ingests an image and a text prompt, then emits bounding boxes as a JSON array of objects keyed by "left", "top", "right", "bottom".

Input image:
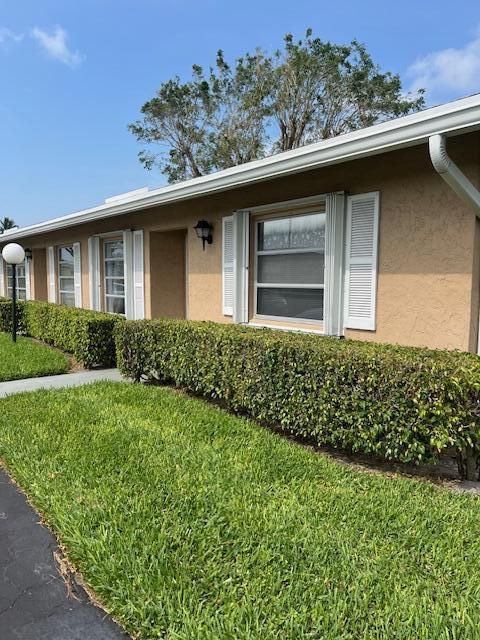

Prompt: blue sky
[{"left": 0, "top": 0, "right": 479, "bottom": 226}]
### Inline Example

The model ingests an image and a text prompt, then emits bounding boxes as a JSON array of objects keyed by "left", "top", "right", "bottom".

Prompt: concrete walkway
[
  {"left": 0, "top": 368, "right": 123, "bottom": 398},
  {"left": 0, "top": 369, "right": 130, "bottom": 639}
]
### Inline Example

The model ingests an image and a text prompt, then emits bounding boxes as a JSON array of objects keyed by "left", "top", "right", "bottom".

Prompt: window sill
[{"left": 247, "top": 320, "right": 325, "bottom": 335}]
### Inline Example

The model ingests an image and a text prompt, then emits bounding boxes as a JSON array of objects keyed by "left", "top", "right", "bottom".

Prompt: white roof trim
[{"left": 6, "top": 93, "right": 480, "bottom": 241}]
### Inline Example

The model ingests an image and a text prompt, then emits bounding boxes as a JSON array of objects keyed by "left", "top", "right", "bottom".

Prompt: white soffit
[{"left": 5, "top": 93, "right": 480, "bottom": 241}]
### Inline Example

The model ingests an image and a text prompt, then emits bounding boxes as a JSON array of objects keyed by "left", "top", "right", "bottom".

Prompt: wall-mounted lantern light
[
  {"left": 24, "top": 248, "right": 33, "bottom": 261},
  {"left": 193, "top": 220, "right": 213, "bottom": 251},
  {"left": 2, "top": 242, "right": 26, "bottom": 343}
]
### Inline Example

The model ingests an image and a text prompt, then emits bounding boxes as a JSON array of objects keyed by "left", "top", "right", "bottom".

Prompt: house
[{"left": 1, "top": 94, "right": 480, "bottom": 353}]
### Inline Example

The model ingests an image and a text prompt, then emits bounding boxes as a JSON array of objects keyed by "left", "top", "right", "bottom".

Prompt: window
[
  {"left": 58, "top": 246, "right": 75, "bottom": 306},
  {"left": 104, "top": 239, "right": 125, "bottom": 314},
  {"left": 6, "top": 263, "right": 27, "bottom": 300},
  {"left": 255, "top": 212, "right": 325, "bottom": 322}
]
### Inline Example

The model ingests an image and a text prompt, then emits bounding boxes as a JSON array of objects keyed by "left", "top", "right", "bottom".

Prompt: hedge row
[
  {"left": 116, "top": 319, "right": 480, "bottom": 480},
  {"left": 0, "top": 299, "right": 123, "bottom": 368},
  {"left": 0, "top": 298, "right": 26, "bottom": 335}
]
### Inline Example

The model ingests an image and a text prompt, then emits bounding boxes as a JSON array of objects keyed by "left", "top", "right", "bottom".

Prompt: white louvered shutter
[
  {"left": 222, "top": 216, "right": 234, "bottom": 315},
  {"left": 133, "top": 230, "right": 145, "bottom": 319},
  {"left": 73, "top": 242, "right": 82, "bottom": 307},
  {"left": 24, "top": 258, "right": 31, "bottom": 300},
  {"left": 47, "top": 246, "right": 56, "bottom": 303},
  {"left": 123, "top": 230, "right": 134, "bottom": 320},
  {"left": 0, "top": 256, "right": 4, "bottom": 297},
  {"left": 344, "top": 192, "right": 380, "bottom": 330},
  {"left": 88, "top": 236, "right": 101, "bottom": 310}
]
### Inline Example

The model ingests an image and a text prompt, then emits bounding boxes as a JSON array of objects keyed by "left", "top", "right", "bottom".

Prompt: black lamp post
[
  {"left": 2, "top": 243, "right": 25, "bottom": 343},
  {"left": 193, "top": 220, "right": 213, "bottom": 250}
]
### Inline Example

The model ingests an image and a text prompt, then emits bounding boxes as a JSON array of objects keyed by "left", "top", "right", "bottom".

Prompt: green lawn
[
  {"left": 0, "top": 332, "right": 69, "bottom": 381},
  {"left": 1, "top": 382, "right": 480, "bottom": 639}
]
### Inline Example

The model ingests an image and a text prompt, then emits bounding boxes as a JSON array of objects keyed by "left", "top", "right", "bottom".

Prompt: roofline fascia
[{"left": 5, "top": 95, "right": 480, "bottom": 242}]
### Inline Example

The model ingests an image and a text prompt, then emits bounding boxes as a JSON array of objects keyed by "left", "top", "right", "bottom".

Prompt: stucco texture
[{"left": 149, "top": 229, "right": 186, "bottom": 319}]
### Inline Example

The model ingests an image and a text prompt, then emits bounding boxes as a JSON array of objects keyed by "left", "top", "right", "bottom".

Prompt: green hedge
[
  {"left": 0, "top": 298, "right": 123, "bottom": 368},
  {"left": 0, "top": 298, "right": 26, "bottom": 335},
  {"left": 116, "top": 319, "right": 480, "bottom": 479}
]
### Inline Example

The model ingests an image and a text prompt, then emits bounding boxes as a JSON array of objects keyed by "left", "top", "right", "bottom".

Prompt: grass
[
  {"left": 0, "top": 332, "right": 69, "bottom": 381},
  {"left": 1, "top": 382, "right": 480, "bottom": 639}
]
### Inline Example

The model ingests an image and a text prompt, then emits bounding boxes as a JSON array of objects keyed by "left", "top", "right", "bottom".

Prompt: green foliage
[
  {"left": 117, "top": 319, "right": 480, "bottom": 478},
  {"left": 0, "top": 298, "right": 123, "bottom": 368},
  {"left": 129, "top": 74, "right": 215, "bottom": 181},
  {"left": 0, "top": 298, "right": 26, "bottom": 334},
  {"left": 129, "top": 29, "right": 424, "bottom": 181},
  {"left": 267, "top": 32, "right": 425, "bottom": 151},
  {"left": 1, "top": 381, "right": 480, "bottom": 639},
  {"left": 0, "top": 216, "right": 16, "bottom": 233},
  {"left": 0, "top": 332, "right": 68, "bottom": 381},
  {"left": 129, "top": 52, "right": 267, "bottom": 182}
]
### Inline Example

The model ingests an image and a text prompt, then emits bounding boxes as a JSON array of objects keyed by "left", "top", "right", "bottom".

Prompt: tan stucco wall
[
  {"left": 340, "top": 138, "right": 480, "bottom": 352},
  {"left": 17, "top": 131, "right": 480, "bottom": 352},
  {"left": 80, "top": 239, "right": 90, "bottom": 309},
  {"left": 23, "top": 208, "right": 230, "bottom": 323},
  {"left": 149, "top": 229, "right": 186, "bottom": 318},
  {"left": 31, "top": 248, "right": 47, "bottom": 300}
]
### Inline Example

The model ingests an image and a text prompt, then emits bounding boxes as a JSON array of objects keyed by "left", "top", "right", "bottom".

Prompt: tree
[
  {"left": 266, "top": 32, "right": 425, "bottom": 151},
  {"left": 0, "top": 217, "right": 16, "bottom": 233},
  {"left": 205, "top": 50, "right": 269, "bottom": 169},
  {"left": 129, "top": 52, "right": 268, "bottom": 183},
  {"left": 129, "top": 30, "right": 424, "bottom": 182},
  {"left": 128, "top": 72, "right": 214, "bottom": 183}
]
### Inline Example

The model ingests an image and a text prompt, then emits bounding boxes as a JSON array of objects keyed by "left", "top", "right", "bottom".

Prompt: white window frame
[
  {"left": 103, "top": 237, "right": 126, "bottom": 315},
  {"left": 58, "top": 245, "right": 75, "bottom": 306},
  {"left": 254, "top": 210, "right": 326, "bottom": 326},
  {"left": 6, "top": 262, "right": 27, "bottom": 300}
]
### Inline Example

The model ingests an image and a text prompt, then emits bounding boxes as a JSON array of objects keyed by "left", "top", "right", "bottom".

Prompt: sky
[{"left": 0, "top": 0, "right": 479, "bottom": 226}]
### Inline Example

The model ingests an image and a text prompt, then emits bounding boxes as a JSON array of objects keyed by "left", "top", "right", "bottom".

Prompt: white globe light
[{"left": 2, "top": 243, "right": 26, "bottom": 265}]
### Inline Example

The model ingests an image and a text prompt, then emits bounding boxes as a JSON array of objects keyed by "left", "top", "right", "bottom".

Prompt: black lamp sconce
[
  {"left": 24, "top": 248, "right": 33, "bottom": 260},
  {"left": 193, "top": 220, "right": 213, "bottom": 250}
]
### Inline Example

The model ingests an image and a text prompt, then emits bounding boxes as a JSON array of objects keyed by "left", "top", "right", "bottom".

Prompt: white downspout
[
  {"left": 429, "top": 134, "right": 480, "bottom": 216},
  {"left": 429, "top": 134, "right": 480, "bottom": 354}
]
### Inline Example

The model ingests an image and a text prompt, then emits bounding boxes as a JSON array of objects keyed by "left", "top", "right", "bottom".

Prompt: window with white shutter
[
  {"left": 105, "top": 236, "right": 126, "bottom": 316},
  {"left": 344, "top": 192, "right": 380, "bottom": 330},
  {"left": 7, "top": 262, "right": 27, "bottom": 300},
  {"left": 57, "top": 245, "right": 75, "bottom": 306},
  {"left": 222, "top": 216, "right": 234, "bottom": 316},
  {"left": 254, "top": 212, "right": 324, "bottom": 322}
]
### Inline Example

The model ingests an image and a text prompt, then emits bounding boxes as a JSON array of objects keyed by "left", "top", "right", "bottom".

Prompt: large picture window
[
  {"left": 104, "top": 239, "right": 125, "bottom": 314},
  {"left": 255, "top": 212, "right": 325, "bottom": 322},
  {"left": 6, "top": 263, "right": 27, "bottom": 300},
  {"left": 58, "top": 246, "right": 75, "bottom": 306}
]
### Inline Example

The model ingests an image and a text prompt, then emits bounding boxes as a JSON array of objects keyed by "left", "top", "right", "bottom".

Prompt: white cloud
[
  {"left": 407, "top": 29, "right": 480, "bottom": 102},
  {"left": 0, "top": 27, "right": 24, "bottom": 46},
  {"left": 31, "top": 26, "right": 83, "bottom": 67}
]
